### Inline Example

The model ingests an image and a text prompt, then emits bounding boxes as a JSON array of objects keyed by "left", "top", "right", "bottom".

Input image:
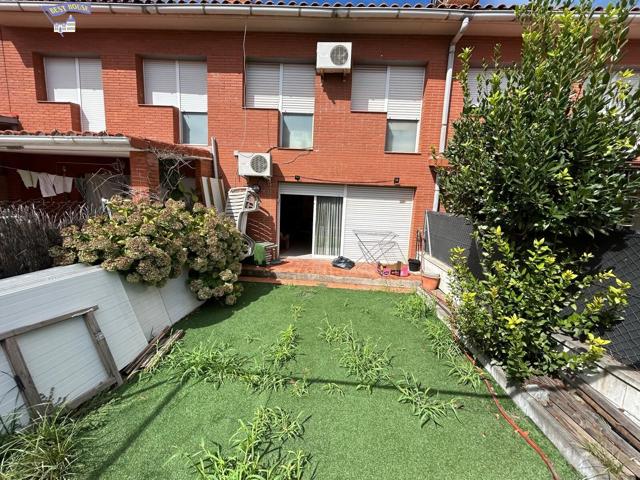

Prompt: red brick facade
[{"left": 0, "top": 26, "right": 638, "bottom": 257}]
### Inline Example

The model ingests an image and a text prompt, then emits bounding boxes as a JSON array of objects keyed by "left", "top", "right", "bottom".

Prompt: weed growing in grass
[
  {"left": 395, "top": 371, "right": 460, "bottom": 427},
  {"left": 244, "top": 334, "right": 260, "bottom": 344},
  {"left": 321, "top": 383, "right": 345, "bottom": 397},
  {"left": 446, "top": 357, "right": 484, "bottom": 391},
  {"left": 166, "top": 342, "right": 248, "bottom": 387},
  {"left": 290, "top": 304, "right": 304, "bottom": 322},
  {"left": 181, "top": 406, "right": 311, "bottom": 480},
  {"left": 291, "top": 378, "right": 310, "bottom": 398},
  {"left": 394, "top": 293, "right": 435, "bottom": 328},
  {"left": 0, "top": 404, "right": 87, "bottom": 479},
  {"left": 337, "top": 333, "right": 392, "bottom": 392},
  {"left": 424, "top": 321, "right": 461, "bottom": 359},
  {"left": 242, "top": 363, "right": 289, "bottom": 393},
  {"left": 265, "top": 324, "right": 299, "bottom": 369},
  {"left": 318, "top": 320, "right": 352, "bottom": 346}
]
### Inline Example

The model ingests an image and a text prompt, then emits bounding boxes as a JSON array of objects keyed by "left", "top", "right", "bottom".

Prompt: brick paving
[{"left": 241, "top": 259, "right": 421, "bottom": 291}]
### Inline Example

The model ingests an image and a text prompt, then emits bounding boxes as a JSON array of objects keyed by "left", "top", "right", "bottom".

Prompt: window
[
  {"left": 44, "top": 57, "right": 106, "bottom": 132},
  {"left": 351, "top": 65, "right": 424, "bottom": 153},
  {"left": 245, "top": 62, "right": 315, "bottom": 149},
  {"left": 143, "top": 59, "right": 208, "bottom": 145},
  {"left": 386, "top": 120, "right": 419, "bottom": 152},
  {"left": 467, "top": 68, "right": 508, "bottom": 106}
]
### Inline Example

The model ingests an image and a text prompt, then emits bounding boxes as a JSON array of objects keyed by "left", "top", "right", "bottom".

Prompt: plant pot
[
  {"left": 421, "top": 273, "right": 440, "bottom": 291},
  {"left": 408, "top": 258, "right": 421, "bottom": 272}
]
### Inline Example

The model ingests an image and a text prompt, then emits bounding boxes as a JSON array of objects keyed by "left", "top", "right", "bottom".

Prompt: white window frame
[
  {"left": 351, "top": 65, "right": 424, "bottom": 153},
  {"left": 143, "top": 59, "right": 208, "bottom": 146},
  {"left": 43, "top": 56, "right": 106, "bottom": 132},
  {"left": 245, "top": 62, "right": 315, "bottom": 149}
]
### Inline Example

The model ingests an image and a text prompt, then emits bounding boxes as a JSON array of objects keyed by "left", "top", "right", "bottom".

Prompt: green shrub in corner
[
  {"left": 449, "top": 227, "right": 630, "bottom": 381},
  {"left": 50, "top": 197, "right": 244, "bottom": 304}
]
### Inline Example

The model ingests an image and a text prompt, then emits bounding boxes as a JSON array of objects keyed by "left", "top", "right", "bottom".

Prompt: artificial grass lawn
[{"left": 81, "top": 283, "right": 579, "bottom": 479}]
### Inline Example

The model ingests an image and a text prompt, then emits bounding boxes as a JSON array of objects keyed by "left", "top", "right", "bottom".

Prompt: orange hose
[
  {"left": 461, "top": 350, "right": 560, "bottom": 480},
  {"left": 445, "top": 318, "right": 560, "bottom": 480}
]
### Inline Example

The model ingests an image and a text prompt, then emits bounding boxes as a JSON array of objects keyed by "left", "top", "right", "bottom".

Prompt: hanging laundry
[
  {"left": 17, "top": 169, "right": 37, "bottom": 188},
  {"left": 63, "top": 176, "right": 74, "bottom": 193},
  {"left": 38, "top": 172, "right": 57, "bottom": 198},
  {"left": 52, "top": 175, "right": 65, "bottom": 195}
]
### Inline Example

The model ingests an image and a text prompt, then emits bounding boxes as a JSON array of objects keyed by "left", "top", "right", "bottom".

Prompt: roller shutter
[
  {"left": 342, "top": 186, "right": 414, "bottom": 262},
  {"left": 245, "top": 63, "right": 280, "bottom": 109}
]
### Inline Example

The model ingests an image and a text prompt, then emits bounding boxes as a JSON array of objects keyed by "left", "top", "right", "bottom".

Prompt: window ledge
[
  {"left": 277, "top": 147, "right": 314, "bottom": 152},
  {"left": 384, "top": 151, "right": 422, "bottom": 155}
]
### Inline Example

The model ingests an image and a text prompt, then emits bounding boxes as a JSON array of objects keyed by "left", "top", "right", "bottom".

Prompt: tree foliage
[
  {"left": 450, "top": 227, "right": 629, "bottom": 381},
  {"left": 441, "top": 0, "right": 640, "bottom": 249},
  {"left": 441, "top": 0, "right": 639, "bottom": 380}
]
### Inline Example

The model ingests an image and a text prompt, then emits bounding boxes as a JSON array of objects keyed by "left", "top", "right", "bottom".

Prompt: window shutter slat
[
  {"left": 467, "top": 68, "right": 483, "bottom": 106},
  {"left": 387, "top": 66, "right": 424, "bottom": 120},
  {"left": 245, "top": 63, "right": 280, "bottom": 109},
  {"left": 78, "top": 58, "right": 106, "bottom": 132},
  {"left": 281, "top": 64, "right": 315, "bottom": 114},
  {"left": 351, "top": 65, "right": 387, "bottom": 113},
  {"left": 44, "top": 57, "right": 79, "bottom": 104},
  {"left": 178, "top": 61, "right": 207, "bottom": 113},
  {"left": 143, "top": 59, "right": 178, "bottom": 107}
]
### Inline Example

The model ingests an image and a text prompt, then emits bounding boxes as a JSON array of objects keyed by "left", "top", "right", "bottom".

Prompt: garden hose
[{"left": 460, "top": 347, "right": 560, "bottom": 480}]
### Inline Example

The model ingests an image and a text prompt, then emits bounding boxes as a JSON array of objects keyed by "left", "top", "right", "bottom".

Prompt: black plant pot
[{"left": 408, "top": 258, "right": 421, "bottom": 272}]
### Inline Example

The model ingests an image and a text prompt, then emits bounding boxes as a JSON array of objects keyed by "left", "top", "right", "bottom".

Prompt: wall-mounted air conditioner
[
  {"left": 316, "top": 42, "right": 352, "bottom": 74},
  {"left": 237, "top": 152, "right": 272, "bottom": 177}
]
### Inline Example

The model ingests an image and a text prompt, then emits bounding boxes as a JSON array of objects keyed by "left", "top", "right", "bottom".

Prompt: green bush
[
  {"left": 449, "top": 227, "right": 630, "bottom": 381},
  {"left": 440, "top": 0, "right": 640, "bottom": 250},
  {"left": 50, "top": 197, "right": 243, "bottom": 304}
]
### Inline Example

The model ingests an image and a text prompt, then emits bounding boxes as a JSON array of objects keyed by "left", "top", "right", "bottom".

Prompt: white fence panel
[
  {"left": 159, "top": 273, "right": 204, "bottom": 324},
  {"left": 122, "top": 281, "right": 172, "bottom": 340}
]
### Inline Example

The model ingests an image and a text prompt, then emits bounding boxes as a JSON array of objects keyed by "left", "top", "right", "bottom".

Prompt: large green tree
[
  {"left": 440, "top": 0, "right": 638, "bottom": 380},
  {"left": 441, "top": 0, "right": 640, "bottom": 250}
]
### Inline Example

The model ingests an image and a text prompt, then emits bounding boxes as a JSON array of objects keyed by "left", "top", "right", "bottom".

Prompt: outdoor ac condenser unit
[
  {"left": 316, "top": 42, "right": 352, "bottom": 73},
  {"left": 237, "top": 152, "right": 272, "bottom": 177}
]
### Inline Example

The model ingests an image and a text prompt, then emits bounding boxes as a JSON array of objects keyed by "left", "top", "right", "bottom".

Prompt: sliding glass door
[{"left": 314, "top": 196, "right": 343, "bottom": 256}]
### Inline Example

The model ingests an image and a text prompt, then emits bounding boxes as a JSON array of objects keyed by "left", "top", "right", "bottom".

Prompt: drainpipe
[{"left": 433, "top": 16, "right": 470, "bottom": 212}]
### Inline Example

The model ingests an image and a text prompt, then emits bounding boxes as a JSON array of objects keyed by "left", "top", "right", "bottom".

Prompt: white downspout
[{"left": 434, "top": 16, "right": 470, "bottom": 212}]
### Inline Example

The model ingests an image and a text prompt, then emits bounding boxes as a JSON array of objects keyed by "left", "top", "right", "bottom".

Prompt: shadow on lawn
[
  {"left": 288, "top": 376, "right": 509, "bottom": 400},
  {"left": 84, "top": 381, "right": 183, "bottom": 479},
  {"left": 178, "top": 282, "right": 280, "bottom": 333}
]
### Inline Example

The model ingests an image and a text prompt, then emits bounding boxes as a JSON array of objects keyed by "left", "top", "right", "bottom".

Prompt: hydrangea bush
[{"left": 51, "top": 197, "right": 244, "bottom": 304}]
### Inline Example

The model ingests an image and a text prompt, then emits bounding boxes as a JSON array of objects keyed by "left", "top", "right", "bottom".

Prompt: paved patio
[{"left": 240, "top": 259, "right": 421, "bottom": 292}]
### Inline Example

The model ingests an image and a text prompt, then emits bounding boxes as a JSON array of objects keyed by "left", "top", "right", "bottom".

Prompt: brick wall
[{"left": 0, "top": 27, "right": 637, "bottom": 257}]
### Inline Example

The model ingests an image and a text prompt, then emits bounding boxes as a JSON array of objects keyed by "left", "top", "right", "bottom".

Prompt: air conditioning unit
[
  {"left": 316, "top": 42, "right": 352, "bottom": 73},
  {"left": 237, "top": 152, "right": 272, "bottom": 177}
]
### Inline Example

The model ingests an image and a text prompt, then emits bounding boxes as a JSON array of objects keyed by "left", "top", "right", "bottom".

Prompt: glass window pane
[
  {"left": 385, "top": 120, "right": 418, "bottom": 152},
  {"left": 281, "top": 113, "right": 313, "bottom": 149},
  {"left": 181, "top": 112, "right": 208, "bottom": 145}
]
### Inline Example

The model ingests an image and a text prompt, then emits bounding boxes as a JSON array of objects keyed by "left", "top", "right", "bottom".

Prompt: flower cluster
[
  {"left": 51, "top": 197, "right": 244, "bottom": 304},
  {"left": 186, "top": 204, "right": 244, "bottom": 304}
]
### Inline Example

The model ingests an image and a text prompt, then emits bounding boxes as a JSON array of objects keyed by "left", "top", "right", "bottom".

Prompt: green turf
[{"left": 80, "top": 283, "right": 579, "bottom": 479}]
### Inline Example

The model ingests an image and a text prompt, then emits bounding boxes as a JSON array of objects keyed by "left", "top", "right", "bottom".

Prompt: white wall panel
[
  {"left": 17, "top": 317, "right": 109, "bottom": 404},
  {"left": 122, "top": 281, "right": 172, "bottom": 340},
  {"left": 342, "top": 186, "right": 414, "bottom": 262},
  {"left": 159, "top": 273, "right": 203, "bottom": 324},
  {"left": 0, "top": 347, "right": 27, "bottom": 429},
  {"left": 0, "top": 265, "right": 146, "bottom": 370}
]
